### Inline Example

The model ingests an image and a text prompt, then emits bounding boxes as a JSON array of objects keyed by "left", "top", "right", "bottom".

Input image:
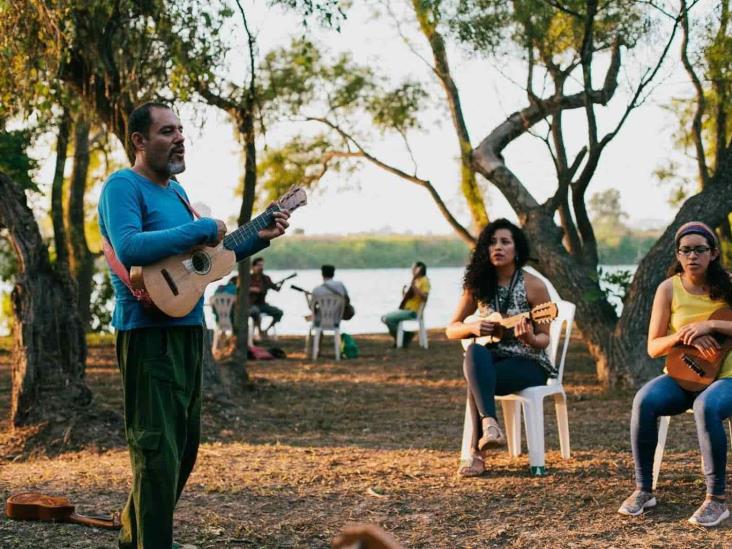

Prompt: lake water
[
  {"left": 0, "top": 266, "right": 635, "bottom": 336},
  {"left": 202, "top": 265, "right": 636, "bottom": 336}
]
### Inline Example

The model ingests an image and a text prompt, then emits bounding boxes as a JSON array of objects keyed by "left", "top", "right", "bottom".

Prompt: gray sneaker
[
  {"left": 688, "top": 498, "right": 729, "bottom": 527},
  {"left": 618, "top": 490, "right": 657, "bottom": 516}
]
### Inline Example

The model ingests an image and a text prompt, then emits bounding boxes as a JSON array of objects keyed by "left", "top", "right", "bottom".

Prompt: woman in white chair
[
  {"left": 618, "top": 222, "right": 732, "bottom": 527},
  {"left": 446, "top": 219, "right": 556, "bottom": 477}
]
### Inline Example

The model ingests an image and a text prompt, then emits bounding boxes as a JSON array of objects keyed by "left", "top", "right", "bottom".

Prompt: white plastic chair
[
  {"left": 652, "top": 413, "right": 732, "bottom": 490},
  {"left": 209, "top": 293, "right": 237, "bottom": 352},
  {"left": 306, "top": 294, "right": 345, "bottom": 361},
  {"left": 459, "top": 268, "right": 575, "bottom": 476},
  {"left": 396, "top": 301, "right": 428, "bottom": 349}
]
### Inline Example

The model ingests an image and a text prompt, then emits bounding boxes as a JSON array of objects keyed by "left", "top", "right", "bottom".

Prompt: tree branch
[
  {"left": 680, "top": 0, "right": 710, "bottom": 186},
  {"left": 308, "top": 116, "right": 476, "bottom": 244}
]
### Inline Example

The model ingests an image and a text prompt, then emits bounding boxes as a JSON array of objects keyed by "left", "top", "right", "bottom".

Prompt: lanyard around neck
[{"left": 494, "top": 269, "right": 520, "bottom": 315}]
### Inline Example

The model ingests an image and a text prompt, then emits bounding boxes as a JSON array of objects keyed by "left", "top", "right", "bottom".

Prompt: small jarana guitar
[
  {"left": 130, "top": 187, "right": 307, "bottom": 318},
  {"left": 461, "top": 302, "right": 558, "bottom": 350},
  {"left": 5, "top": 492, "right": 121, "bottom": 530},
  {"left": 666, "top": 308, "right": 732, "bottom": 392}
]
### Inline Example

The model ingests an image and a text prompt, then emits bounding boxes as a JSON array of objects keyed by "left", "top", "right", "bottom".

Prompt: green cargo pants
[{"left": 116, "top": 326, "right": 204, "bottom": 549}]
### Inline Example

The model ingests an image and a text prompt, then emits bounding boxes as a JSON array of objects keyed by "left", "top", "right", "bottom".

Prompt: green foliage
[
  {"left": 257, "top": 134, "right": 354, "bottom": 201},
  {"left": 445, "top": 0, "right": 647, "bottom": 61},
  {"left": 1, "top": 291, "right": 14, "bottom": 336},
  {"left": 0, "top": 130, "right": 39, "bottom": 191},
  {"left": 589, "top": 188, "right": 628, "bottom": 244},
  {"left": 257, "top": 235, "right": 471, "bottom": 269},
  {"left": 270, "top": 0, "right": 348, "bottom": 29},
  {"left": 366, "top": 82, "right": 428, "bottom": 134},
  {"left": 257, "top": 38, "right": 429, "bottom": 202},
  {"left": 596, "top": 233, "right": 657, "bottom": 265},
  {"left": 89, "top": 271, "right": 114, "bottom": 333},
  {"left": 598, "top": 267, "right": 633, "bottom": 299},
  {"left": 0, "top": 236, "right": 17, "bottom": 282}
]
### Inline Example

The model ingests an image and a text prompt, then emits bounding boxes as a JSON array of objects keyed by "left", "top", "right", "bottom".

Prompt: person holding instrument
[
  {"left": 618, "top": 222, "right": 732, "bottom": 527},
  {"left": 444, "top": 219, "right": 554, "bottom": 477},
  {"left": 381, "top": 261, "right": 430, "bottom": 347},
  {"left": 249, "top": 257, "right": 285, "bottom": 337}
]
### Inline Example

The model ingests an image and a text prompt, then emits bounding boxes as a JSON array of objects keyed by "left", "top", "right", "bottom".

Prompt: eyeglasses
[{"left": 677, "top": 246, "right": 711, "bottom": 256}]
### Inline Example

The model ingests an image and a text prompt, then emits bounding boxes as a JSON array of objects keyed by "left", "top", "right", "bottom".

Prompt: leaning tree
[
  {"left": 0, "top": 131, "right": 90, "bottom": 426},
  {"left": 257, "top": 0, "right": 731, "bottom": 385}
]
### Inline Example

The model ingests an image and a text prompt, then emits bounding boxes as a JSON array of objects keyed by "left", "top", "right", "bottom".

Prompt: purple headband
[{"left": 674, "top": 222, "right": 719, "bottom": 248}]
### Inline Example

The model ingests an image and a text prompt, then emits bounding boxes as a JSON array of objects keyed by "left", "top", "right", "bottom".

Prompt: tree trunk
[
  {"left": 51, "top": 111, "right": 72, "bottom": 267},
  {"left": 201, "top": 327, "right": 229, "bottom": 401},
  {"left": 609, "top": 153, "right": 732, "bottom": 384},
  {"left": 67, "top": 117, "right": 95, "bottom": 331},
  {"left": 525, "top": 150, "right": 732, "bottom": 386},
  {"left": 0, "top": 172, "right": 90, "bottom": 427},
  {"left": 520, "top": 211, "right": 619, "bottom": 384},
  {"left": 411, "top": 0, "right": 488, "bottom": 232},
  {"left": 232, "top": 111, "right": 258, "bottom": 385}
]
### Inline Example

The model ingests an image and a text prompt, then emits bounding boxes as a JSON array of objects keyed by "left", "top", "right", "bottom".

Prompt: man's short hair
[
  {"left": 321, "top": 264, "right": 335, "bottom": 278},
  {"left": 252, "top": 257, "right": 264, "bottom": 267},
  {"left": 126, "top": 102, "right": 173, "bottom": 159}
]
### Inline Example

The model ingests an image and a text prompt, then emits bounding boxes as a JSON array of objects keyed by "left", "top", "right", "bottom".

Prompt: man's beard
[{"left": 167, "top": 159, "right": 186, "bottom": 175}]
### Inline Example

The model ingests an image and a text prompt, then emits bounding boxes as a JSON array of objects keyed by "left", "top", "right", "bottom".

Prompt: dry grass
[{"left": 0, "top": 331, "right": 730, "bottom": 548}]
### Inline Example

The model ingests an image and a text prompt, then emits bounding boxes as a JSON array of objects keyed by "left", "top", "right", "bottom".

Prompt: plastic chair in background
[
  {"left": 209, "top": 293, "right": 237, "bottom": 352},
  {"left": 306, "top": 294, "right": 345, "bottom": 360},
  {"left": 396, "top": 300, "right": 428, "bottom": 349},
  {"left": 459, "top": 267, "right": 575, "bottom": 476},
  {"left": 652, "top": 413, "right": 732, "bottom": 490}
]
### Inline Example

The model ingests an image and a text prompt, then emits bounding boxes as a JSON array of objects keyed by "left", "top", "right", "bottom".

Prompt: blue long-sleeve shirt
[{"left": 98, "top": 168, "right": 269, "bottom": 330}]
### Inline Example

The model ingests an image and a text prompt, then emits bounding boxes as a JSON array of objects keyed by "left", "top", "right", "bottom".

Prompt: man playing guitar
[{"left": 98, "top": 102, "right": 289, "bottom": 548}]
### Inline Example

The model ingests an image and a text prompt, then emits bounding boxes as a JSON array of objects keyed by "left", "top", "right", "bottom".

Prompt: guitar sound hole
[{"left": 190, "top": 251, "right": 211, "bottom": 275}]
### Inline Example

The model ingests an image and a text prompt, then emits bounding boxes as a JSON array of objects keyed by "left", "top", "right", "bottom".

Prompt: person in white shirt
[{"left": 311, "top": 264, "right": 350, "bottom": 325}]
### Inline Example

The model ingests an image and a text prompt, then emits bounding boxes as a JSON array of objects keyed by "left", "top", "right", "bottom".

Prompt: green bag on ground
[{"left": 340, "top": 333, "right": 359, "bottom": 359}]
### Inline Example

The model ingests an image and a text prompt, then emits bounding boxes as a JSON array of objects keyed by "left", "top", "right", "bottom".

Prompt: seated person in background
[
  {"left": 249, "top": 257, "right": 284, "bottom": 337},
  {"left": 381, "top": 261, "right": 430, "bottom": 347},
  {"left": 311, "top": 264, "right": 350, "bottom": 324},
  {"left": 215, "top": 275, "right": 238, "bottom": 296}
]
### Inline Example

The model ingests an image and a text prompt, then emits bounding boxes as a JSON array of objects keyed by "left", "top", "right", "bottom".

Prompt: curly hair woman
[{"left": 446, "top": 219, "right": 555, "bottom": 477}]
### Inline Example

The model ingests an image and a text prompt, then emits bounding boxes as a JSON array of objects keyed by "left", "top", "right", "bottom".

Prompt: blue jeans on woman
[
  {"left": 631, "top": 374, "right": 732, "bottom": 496},
  {"left": 463, "top": 343, "right": 548, "bottom": 419}
]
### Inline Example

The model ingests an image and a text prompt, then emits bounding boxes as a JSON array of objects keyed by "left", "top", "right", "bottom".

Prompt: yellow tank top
[{"left": 669, "top": 274, "right": 732, "bottom": 379}]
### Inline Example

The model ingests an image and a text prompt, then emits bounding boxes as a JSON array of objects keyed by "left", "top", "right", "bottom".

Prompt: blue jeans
[
  {"left": 631, "top": 374, "right": 732, "bottom": 496},
  {"left": 463, "top": 343, "right": 548, "bottom": 419},
  {"left": 382, "top": 309, "right": 417, "bottom": 344}
]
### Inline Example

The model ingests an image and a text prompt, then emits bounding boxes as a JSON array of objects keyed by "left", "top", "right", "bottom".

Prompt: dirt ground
[{"left": 0, "top": 331, "right": 730, "bottom": 548}]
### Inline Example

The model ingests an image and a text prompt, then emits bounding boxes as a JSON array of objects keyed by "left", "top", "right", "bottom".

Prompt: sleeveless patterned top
[{"left": 477, "top": 270, "right": 557, "bottom": 377}]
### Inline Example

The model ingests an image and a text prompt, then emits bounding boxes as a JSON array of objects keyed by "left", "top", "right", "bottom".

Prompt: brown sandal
[
  {"left": 457, "top": 454, "right": 485, "bottom": 477},
  {"left": 478, "top": 417, "right": 506, "bottom": 451}
]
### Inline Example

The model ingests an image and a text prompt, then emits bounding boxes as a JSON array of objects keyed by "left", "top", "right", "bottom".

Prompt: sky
[{"left": 34, "top": 0, "right": 706, "bottom": 237}]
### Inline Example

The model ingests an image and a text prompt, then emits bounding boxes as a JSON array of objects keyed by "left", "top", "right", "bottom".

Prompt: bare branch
[
  {"left": 680, "top": 0, "right": 710, "bottom": 186},
  {"left": 308, "top": 116, "right": 476, "bottom": 244},
  {"left": 542, "top": 0, "right": 583, "bottom": 18}
]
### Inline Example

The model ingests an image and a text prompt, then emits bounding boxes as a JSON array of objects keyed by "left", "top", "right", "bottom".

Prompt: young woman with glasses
[{"left": 618, "top": 222, "right": 732, "bottom": 527}]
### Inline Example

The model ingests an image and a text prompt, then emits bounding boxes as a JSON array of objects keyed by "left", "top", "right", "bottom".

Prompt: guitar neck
[
  {"left": 498, "top": 311, "right": 530, "bottom": 329},
  {"left": 222, "top": 206, "right": 279, "bottom": 254}
]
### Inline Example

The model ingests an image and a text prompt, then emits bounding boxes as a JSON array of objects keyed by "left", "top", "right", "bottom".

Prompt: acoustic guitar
[
  {"left": 461, "top": 302, "right": 558, "bottom": 350},
  {"left": 5, "top": 492, "right": 121, "bottom": 530},
  {"left": 666, "top": 308, "right": 732, "bottom": 392},
  {"left": 130, "top": 187, "right": 307, "bottom": 318}
]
